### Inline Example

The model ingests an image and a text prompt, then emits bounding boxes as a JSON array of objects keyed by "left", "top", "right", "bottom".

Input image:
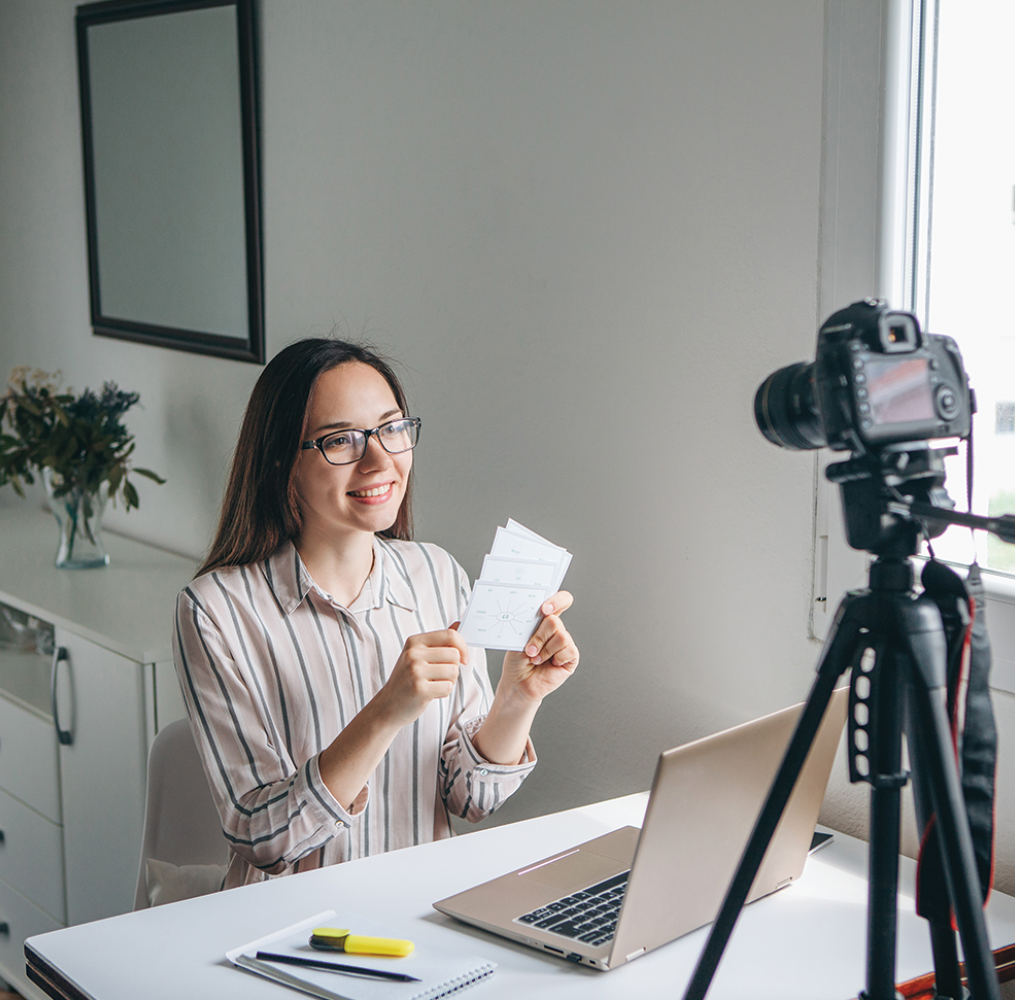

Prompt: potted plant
[{"left": 0, "top": 368, "right": 165, "bottom": 568}]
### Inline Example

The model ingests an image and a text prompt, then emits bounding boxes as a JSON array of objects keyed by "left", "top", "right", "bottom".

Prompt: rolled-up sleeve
[
  {"left": 174, "top": 588, "right": 357, "bottom": 874},
  {"left": 438, "top": 646, "right": 537, "bottom": 822}
]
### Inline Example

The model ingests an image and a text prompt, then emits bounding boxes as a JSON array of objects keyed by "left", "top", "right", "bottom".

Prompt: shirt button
[
  {"left": 336, "top": 820, "right": 345, "bottom": 828},
  {"left": 478, "top": 768, "right": 489, "bottom": 776}
]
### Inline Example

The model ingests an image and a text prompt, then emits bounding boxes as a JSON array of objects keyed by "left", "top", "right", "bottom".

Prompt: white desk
[{"left": 24, "top": 793, "right": 1015, "bottom": 1000}]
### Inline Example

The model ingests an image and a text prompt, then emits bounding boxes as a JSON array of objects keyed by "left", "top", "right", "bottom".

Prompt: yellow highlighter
[{"left": 310, "top": 928, "right": 414, "bottom": 958}]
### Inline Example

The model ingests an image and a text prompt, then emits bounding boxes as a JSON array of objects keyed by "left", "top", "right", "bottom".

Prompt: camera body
[{"left": 756, "top": 299, "right": 972, "bottom": 455}]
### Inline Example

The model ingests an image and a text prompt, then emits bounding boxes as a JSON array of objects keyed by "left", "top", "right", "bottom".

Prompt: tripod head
[
  {"left": 825, "top": 441, "right": 1015, "bottom": 559},
  {"left": 825, "top": 443, "right": 954, "bottom": 558}
]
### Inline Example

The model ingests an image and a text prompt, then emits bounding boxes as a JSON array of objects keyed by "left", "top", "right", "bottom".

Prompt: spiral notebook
[{"left": 226, "top": 911, "right": 495, "bottom": 1000}]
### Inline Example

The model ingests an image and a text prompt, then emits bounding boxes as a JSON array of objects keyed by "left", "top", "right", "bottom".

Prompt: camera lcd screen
[{"left": 866, "top": 357, "right": 935, "bottom": 426}]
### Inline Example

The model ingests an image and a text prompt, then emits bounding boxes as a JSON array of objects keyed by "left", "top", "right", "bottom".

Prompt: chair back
[{"left": 133, "top": 718, "right": 228, "bottom": 909}]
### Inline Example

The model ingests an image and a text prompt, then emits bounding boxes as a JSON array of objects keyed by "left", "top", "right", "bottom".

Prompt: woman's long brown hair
[{"left": 196, "top": 339, "right": 414, "bottom": 578}]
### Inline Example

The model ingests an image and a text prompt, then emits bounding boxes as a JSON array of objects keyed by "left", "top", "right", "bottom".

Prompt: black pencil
[{"left": 256, "top": 950, "right": 420, "bottom": 983}]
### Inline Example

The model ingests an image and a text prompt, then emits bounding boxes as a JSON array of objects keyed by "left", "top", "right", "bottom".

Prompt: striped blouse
[{"left": 173, "top": 537, "right": 536, "bottom": 889}]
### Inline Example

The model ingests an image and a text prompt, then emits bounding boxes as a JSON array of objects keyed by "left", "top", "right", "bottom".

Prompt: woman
[{"left": 173, "top": 339, "right": 578, "bottom": 889}]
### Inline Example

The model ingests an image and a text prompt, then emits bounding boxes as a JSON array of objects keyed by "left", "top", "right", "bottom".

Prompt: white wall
[
  {"left": 0, "top": 0, "right": 256, "bottom": 545},
  {"left": 17, "top": 0, "right": 1011, "bottom": 894}
]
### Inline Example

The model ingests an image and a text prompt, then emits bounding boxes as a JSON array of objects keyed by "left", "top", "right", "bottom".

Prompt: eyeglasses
[{"left": 301, "top": 416, "right": 421, "bottom": 466}]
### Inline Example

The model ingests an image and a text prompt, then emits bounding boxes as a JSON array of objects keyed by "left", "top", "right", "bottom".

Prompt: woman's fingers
[
  {"left": 540, "top": 590, "right": 573, "bottom": 616},
  {"left": 406, "top": 627, "right": 469, "bottom": 665},
  {"left": 524, "top": 614, "right": 579, "bottom": 667},
  {"left": 528, "top": 593, "right": 575, "bottom": 659},
  {"left": 375, "top": 625, "right": 478, "bottom": 728},
  {"left": 446, "top": 621, "right": 470, "bottom": 664},
  {"left": 386, "top": 629, "right": 471, "bottom": 715}
]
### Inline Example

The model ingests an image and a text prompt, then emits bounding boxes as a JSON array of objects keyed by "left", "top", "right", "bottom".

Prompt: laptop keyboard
[{"left": 515, "top": 870, "right": 630, "bottom": 947}]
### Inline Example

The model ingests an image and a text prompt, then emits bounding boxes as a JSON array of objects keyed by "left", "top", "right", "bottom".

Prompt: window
[
  {"left": 812, "top": 0, "right": 1015, "bottom": 661},
  {"left": 909, "top": 0, "right": 1015, "bottom": 574}
]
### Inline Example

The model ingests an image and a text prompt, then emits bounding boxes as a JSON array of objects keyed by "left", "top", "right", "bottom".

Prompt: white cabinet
[
  {"left": 0, "top": 652, "right": 65, "bottom": 989},
  {"left": 0, "top": 507, "right": 196, "bottom": 998},
  {"left": 54, "top": 631, "right": 149, "bottom": 926}
]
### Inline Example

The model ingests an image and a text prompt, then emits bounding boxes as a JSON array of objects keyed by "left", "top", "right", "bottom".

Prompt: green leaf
[
  {"left": 133, "top": 467, "right": 167, "bottom": 484},
  {"left": 123, "top": 479, "right": 139, "bottom": 510}
]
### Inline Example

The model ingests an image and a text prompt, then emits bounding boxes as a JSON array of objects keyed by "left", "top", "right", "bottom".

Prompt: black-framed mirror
[{"left": 76, "top": 0, "right": 263, "bottom": 363}]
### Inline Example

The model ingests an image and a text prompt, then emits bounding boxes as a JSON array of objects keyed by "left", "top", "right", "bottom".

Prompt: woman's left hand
[{"left": 499, "top": 591, "right": 579, "bottom": 703}]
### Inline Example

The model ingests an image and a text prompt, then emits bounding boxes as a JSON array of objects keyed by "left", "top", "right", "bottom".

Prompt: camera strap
[{"left": 915, "top": 559, "right": 997, "bottom": 922}]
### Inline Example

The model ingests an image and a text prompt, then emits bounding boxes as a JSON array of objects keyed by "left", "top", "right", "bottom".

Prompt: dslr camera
[{"left": 755, "top": 299, "right": 972, "bottom": 456}]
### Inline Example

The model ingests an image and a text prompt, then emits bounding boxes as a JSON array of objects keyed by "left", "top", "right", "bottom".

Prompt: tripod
[{"left": 682, "top": 454, "right": 1012, "bottom": 1000}]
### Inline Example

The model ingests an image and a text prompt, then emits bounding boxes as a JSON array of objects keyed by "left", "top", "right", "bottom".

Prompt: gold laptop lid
[{"left": 434, "top": 688, "right": 847, "bottom": 971}]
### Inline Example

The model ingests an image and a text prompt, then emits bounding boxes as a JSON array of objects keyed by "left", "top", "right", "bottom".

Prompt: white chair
[{"left": 133, "top": 718, "right": 230, "bottom": 909}]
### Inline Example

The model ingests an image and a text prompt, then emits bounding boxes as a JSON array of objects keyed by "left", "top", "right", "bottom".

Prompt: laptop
[{"left": 433, "top": 687, "right": 847, "bottom": 971}]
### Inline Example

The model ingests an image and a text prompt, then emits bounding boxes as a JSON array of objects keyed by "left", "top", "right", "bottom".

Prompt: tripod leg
[
  {"left": 928, "top": 924, "right": 963, "bottom": 1000},
  {"left": 904, "top": 614, "right": 1000, "bottom": 1000},
  {"left": 681, "top": 593, "right": 868, "bottom": 1000},
  {"left": 864, "top": 649, "right": 906, "bottom": 1000}
]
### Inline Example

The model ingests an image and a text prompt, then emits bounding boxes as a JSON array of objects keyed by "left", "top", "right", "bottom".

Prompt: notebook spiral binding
[{"left": 424, "top": 961, "right": 496, "bottom": 999}]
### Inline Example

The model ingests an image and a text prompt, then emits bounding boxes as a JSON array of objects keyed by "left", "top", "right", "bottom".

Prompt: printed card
[
  {"left": 458, "top": 583, "right": 549, "bottom": 650},
  {"left": 459, "top": 520, "right": 570, "bottom": 650},
  {"left": 478, "top": 555, "right": 557, "bottom": 588}
]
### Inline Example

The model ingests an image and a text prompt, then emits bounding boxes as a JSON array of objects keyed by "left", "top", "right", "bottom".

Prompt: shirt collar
[
  {"left": 263, "top": 538, "right": 417, "bottom": 616},
  {"left": 261, "top": 540, "right": 311, "bottom": 616}
]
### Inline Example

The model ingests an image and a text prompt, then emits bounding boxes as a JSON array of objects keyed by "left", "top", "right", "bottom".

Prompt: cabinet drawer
[
  {"left": 0, "top": 874, "right": 62, "bottom": 999},
  {"left": 0, "top": 787, "right": 64, "bottom": 922},
  {"left": 0, "top": 695, "right": 60, "bottom": 823}
]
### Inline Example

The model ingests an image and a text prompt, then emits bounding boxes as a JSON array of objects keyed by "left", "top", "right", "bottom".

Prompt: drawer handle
[
  {"left": 0, "top": 922, "right": 8, "bottom": 936},
  {"left": 0, "top": 830, "right": 5, "bottom": 845},
  {"left": 51, "top": 647, "right": 74, "bottom": 746}
]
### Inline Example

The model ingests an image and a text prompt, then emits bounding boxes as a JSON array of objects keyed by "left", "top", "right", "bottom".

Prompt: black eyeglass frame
[{"left": 301, "top": 416, "right": 422, "bottom": 466}]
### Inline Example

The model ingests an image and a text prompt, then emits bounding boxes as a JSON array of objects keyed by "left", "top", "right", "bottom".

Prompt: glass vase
[{"left": 43, "top": 470, "right": 110, "bottom": 569}]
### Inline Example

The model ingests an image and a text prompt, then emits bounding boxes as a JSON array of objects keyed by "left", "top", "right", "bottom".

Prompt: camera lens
[{"left": 754, "top": 362, "right": 826, "bottom": 450}]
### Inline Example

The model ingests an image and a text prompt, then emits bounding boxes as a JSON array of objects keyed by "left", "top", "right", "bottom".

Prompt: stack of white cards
[{"left": 458, "top": 519, "right": 571, "bottom": 651}]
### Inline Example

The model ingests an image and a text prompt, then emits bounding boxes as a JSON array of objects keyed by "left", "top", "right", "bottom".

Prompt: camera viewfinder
[{"left": 880, "top": 313, "right": 920, "bottom": 352}]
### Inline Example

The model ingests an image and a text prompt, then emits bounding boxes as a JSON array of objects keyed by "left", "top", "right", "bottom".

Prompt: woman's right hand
[{"left": 375, "top": 627, "right": 469, "bottom": 727}]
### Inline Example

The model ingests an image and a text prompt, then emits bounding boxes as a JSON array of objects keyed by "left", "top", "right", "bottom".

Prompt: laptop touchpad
[{"left": 519, "top": 849, "right": 626, "bottom": 890}]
